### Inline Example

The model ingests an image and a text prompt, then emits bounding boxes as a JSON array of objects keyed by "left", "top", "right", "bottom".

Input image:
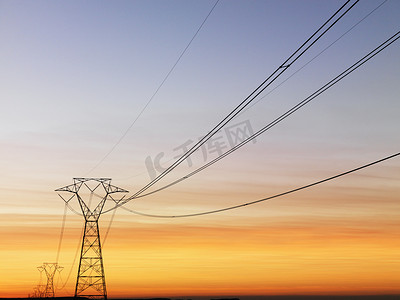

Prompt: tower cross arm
[
  {"left": 55, "top": 183, "right": 79, "bottom": 193},
  {"left": 105, "top": 184, "right": 129, "bottom": 194}
]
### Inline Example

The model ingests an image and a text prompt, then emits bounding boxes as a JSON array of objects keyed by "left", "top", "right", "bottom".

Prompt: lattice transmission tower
[
  {"left": 56, "top": 178, "right": 128, "bottom": 300},
  {"left": 36, "top": 262, "right": 63, "bottom": 297}
]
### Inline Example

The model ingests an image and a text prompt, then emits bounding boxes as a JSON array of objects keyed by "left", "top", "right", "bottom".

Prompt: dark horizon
[{"left": 2, "top": 294, "right": 400, "bottom": 300}]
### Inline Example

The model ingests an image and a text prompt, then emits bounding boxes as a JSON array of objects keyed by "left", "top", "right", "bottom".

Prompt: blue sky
[{"left": 0, "top": 0, "right": 399, "bottom": 209}]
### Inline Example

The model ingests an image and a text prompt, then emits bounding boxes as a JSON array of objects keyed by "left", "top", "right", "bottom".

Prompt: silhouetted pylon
[
  {"left": 37, "top": 263, "right": 63, "bottom": 297},
  {"left": 30, "top": 284, "right": 45, "bottom": 298},
  {"left": 56, "top": 178, "right": 128, "bottom": 300}
]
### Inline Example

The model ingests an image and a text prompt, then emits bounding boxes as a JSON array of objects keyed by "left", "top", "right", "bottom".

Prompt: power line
[
  {"left": 57, "top": 224, "right": 85, "bottom": 293},
  {"left": 86, "top": 0, "right": 220, "bottom": 175},
  {"left": 58, "top": 193, "right": 82, "bottom": 216},
  {"left": 240, "top": 0, "right": 389, "bottom": 117},
  {"left": 86, "top": 0, "right": 387, "bottom": 186},
  {"left": 128, "top": 0, "right": 359, "bottom": 199},
  {"left": 56, "top": 202, "right": 68, "bottom": 264},
  {"left": 121, "top": 152, "right": 400, "bottom": 218},
  {"left": 103, "top": 29, "right": 400, "bottom": 214},
  {"left": 102, "top": 206, "right": 117, "bottom": 247}
]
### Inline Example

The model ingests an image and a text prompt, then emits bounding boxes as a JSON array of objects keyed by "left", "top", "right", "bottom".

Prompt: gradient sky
[{"left": 0, "top": 0, "right": 399, "bottom": 298}]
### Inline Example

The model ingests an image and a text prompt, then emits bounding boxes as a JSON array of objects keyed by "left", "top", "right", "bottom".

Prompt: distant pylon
[
  {"left": 30, "top": 284, "right": 45, "bottom": 298},
  {"left": 37, "top": 263, "right": 63, "bottom": 297},
  {"left": 56, "top": 178, "right": 128, "bottom": 300}
]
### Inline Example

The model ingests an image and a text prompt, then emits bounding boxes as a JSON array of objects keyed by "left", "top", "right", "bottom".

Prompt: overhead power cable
[
  {"left": 56, "top": 202, "right": 68, "bottom": 263},
  {"left": 57, "top": 224, "right": 85, "bottom": 292},
  {"left": 103, "top": 28, "right": 400, "bottom": 214},
  {"left": 58, "top": 193, "right": 82, "bottom": 216},
  {"left": 128, "top": 0, "right": 359, "bottom": 200},
  {"left": 121, "top": 152, "right": 400, "bottom": 218},
  {"left": 240, "top": 0, "right": 388, "bottom": 117},
  {"left": 135, "top": 30, "right": 400, "bottom": 196},
  {"left": 102, "top": 206, "right": 117, "bottom": 247},
  {"left": 86, "top": 0, "right": 220, "bottom": 175},
  {"left": 88, "top": 0, "right": 386, "bottom": 186}
]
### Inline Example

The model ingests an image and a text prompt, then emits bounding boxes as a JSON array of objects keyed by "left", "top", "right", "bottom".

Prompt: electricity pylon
[
  {"left": 56, "top": 178, "right": 128, "bottom": 300},
  {"left": 31, "top": 285, "right": 45, "bottom": 298},
  {"left": 37, "top": 263, "right": 63, "bottom": 297}
]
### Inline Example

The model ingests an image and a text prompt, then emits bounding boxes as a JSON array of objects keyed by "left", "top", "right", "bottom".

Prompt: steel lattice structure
[
  {"left": 56, "top": 178, "right": 128, "bottom": 300},
  {"left": 37, "top": 263, "right": 63, "bottom": 297}
]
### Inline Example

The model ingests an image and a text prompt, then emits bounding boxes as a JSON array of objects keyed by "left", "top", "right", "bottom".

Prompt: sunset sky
[{"left": 0, "top": 0, "right": 399, "bottom": 298}]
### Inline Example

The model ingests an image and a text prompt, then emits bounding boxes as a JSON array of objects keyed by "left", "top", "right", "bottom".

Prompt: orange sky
[{"left": 1, "top": 171, "right": 399, "bottom": 298}]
